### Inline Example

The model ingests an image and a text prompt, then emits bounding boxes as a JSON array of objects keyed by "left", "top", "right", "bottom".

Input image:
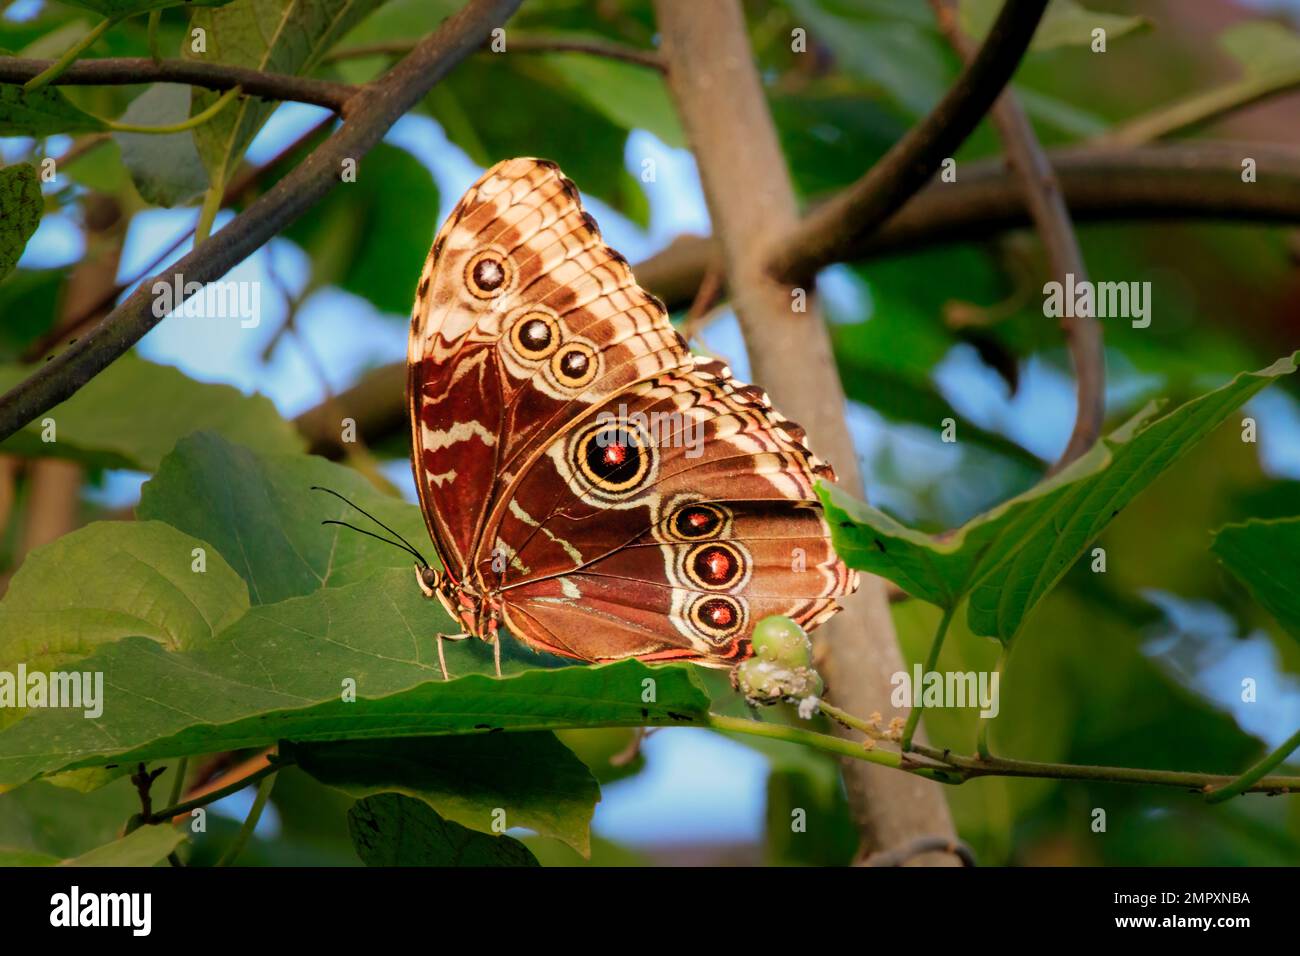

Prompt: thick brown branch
[
  {"left": 765, "top": 0, "right": 1049, "bottom": 283},
  {"left": 0, "top": 57, "right": 355, "bottom": 112},
  {"left": 929, "top": 0, "right": 1102, "bottom": 470},
  {"left": 655, "top": 0, "right": 959, "bottom": 863},
  {"left": 0, "top": 0, "right": 523, "bottom": 444}
]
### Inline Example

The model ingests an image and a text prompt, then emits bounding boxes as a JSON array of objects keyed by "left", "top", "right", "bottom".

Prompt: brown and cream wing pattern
[{"left": 408, "top": 157, "right": 691, "bottom": 577}]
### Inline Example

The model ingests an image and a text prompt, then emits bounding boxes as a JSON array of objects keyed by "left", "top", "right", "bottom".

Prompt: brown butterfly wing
[
  {"left": 488, "top": 359, "right": 858, "bottom": 664},
  {"left": 410, "top": 156, "right": 857, "bottom": 663},
  {"left": 408, "top": 158, "right": 691, "bottom": 578}
]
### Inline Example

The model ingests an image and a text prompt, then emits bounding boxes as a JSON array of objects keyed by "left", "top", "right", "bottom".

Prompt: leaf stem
[
  {"left": 166, "top": 756, "right": 188, "bottom": 808},
  {"left": 706, "top": 713, "right": 962, "bottom": 785},
  {"left": 910, "top": 742, "right": 1300, "bottom": 795},
  {"left": 23, "top": 17, "right": 115, "bottom": 92},
  {"left": 976, "top": 643, "right": 1009, "bottom": 760},
  {"left": 146, "top": 755, "right": 289, "bottom": 824},
  {"left": 104, "top": 85, "right": 241, "bottom": 135},
  {"left": 147, "top": 10, "right": 162, "bottom": 64},
  {"left": 216, "top": 770, "right": 275, "bottom": 866},
  {"left": 1205, "top": 726, "right": 1300, "bottom": 804},
  {"left": 900, "top": 604, "right": 955, "bottom": 751},
  {"left": 194, "top": 179, "right": 224, "bottom": 244}
]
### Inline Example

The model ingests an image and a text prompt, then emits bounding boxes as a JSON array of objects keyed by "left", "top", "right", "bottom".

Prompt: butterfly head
[{"left": 417, "top": 563, "right": 443, "bottom": 598}]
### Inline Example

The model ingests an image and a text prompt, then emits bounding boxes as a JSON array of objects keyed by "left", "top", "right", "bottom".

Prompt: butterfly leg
[
  {"left": 492, "top": 632, "right": 502, "bottom": 679},
  {"left": 434, "top": 632, "right": 471, "bottom": 681}
]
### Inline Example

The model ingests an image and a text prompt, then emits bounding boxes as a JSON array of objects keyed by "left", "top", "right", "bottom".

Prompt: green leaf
[
  {"left": 0, "top": 775, "right": 141, "bottom": 858},
  {"left": 287, "top": 733, "right": 599, "bottom": 855},
  {"left": 115, "top": 84, "right": 210, "bottom": 207},
  {"left": 62, "top": 824, "right": 185, "bottom": 867},
  {"left": 0, "top": 81, "right": 108, "bottom": 137},
  {"left": 187, "top": 0, "right": 387, "bottom": 188},
  {"left": 424, "top": 56, "right": 650, "bottom": 226},
  {"left": 0, "top": 520, "right": 250, "bottom": 675},
  {"left": 0, "top": 847, "right": 59, "bottom": 866},
  {"left": 0, "top": 268, "right": 64, "bottom": 362},
  {"left": 820, "top": 355, "right": 1298, "bottom": 642},
  {"left": 0, "top": 353, "right": 304, "bottom": 470},
  {"left": 59, "top": 0, "right": 236, "bottom": 14},
  {"left": 788, "top": 0, "right": 952, "bottom": 117},
  {"left": 0, "top": 164, "right": 42, "bottom": 283},
  {"left": 348, "top": 793, "right": 539, "bottom": 866},
  {"left": 1220, "top": 22, "right": 1300, "bottom": 80},
  {"left": 960, "top": 0, "right": 1149, "bottom": 52},
  {"left": 284, "top": 143, "right": 438, "bottom": 315},
  {"left": 0, "top": 569, "right": 712, "bottom": 784},
  {"left": 537, "top": 46, "right": 684, "bottom": 148},
  {"left": 1211, "top": 517, "right": 1300, "bottom": 643},
  {"left": 137, "top": 431, "right": 431, "bottom": 604}
]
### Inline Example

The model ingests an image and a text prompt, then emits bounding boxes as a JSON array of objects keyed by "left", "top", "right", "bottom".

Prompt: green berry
[{"left": 750, "top": 615, "right": 812, "bottom": 668}]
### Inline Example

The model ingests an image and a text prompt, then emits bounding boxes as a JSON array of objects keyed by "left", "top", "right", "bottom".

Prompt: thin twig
[
  {"left": 0, "top": 56, "right": 355, "bottom": 112},
  {"left": 0, "top": 0, "right": 524, "bottom": 443},
  {"left": 927, "top": 0, "right": 1103, "bottom": 473},
  {"left": 765, "top": 0, "right": 1050, "bottom": 283},
  {"left": 325, "top": 33, "right": 664, "bottom": 71}
]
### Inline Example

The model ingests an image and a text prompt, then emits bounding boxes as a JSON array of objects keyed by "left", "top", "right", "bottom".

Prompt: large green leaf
[
  {"left": 348, "top": 793, "right": 539, "bottom": 866},
  {"left": 283, "top": 143, "right": 438, "bottom": 315},
  {"left": 187, "top": 0, "right": 387, "bottom": 187},
  {"left": 287, "top": 733, "right": 598, "bottom": 854},
  {"left": 788, "top": 0, "right": 951, "bottom": 117},
  {"left": 820, "top": 355, "right": 1297, "bottom": 642},
  {"left": 537, "top": 45, "right": 683, "bottom": 148},
  {"left": 0, "top": 520, "right": 249, "bottom": 674},
  {"left": 63, "top": 824, "right": 185, "bottom": 867},
  {"left": 137, "top": 431, "right": 430, "bottom": 604},
  {"left": 0, "top": 164, "right": 42, "bottom": 283},
  {"left": 0, "top": 81, "right": 107, "bottom": 137},
  {"left": 424, "top": 56, "right": 650, "bottom": 226},
  {"left": 59, "top": 0, "right": 235, "bottom": 14},
  {"left": 0, "top": 353, "right": 303, "bottom": 470},
  {"left": 0, "top": 776, "right": 140, "bottom": 859},
  {"left": 1212, "top": 517, "right": 1300, "bottom": 644},
  {"left": 960, "top": 0, "right": 1149, "bottom": 52},
  {"left": 115, "top": 83, "right": 211, "bottom": 207},
  {"left": 0, "top": 567, "right": 712, "bottom": 784},
  {"left": 1219, "top": 21, "right": 1300, "bottom": 83},
  {"left": 0, "top": 268, "right": 64, "bottom": 362}
]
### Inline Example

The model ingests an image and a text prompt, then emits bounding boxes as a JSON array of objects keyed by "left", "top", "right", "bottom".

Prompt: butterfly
[{"left": 404, "top": 158, "right": 858, "bottom": 678}]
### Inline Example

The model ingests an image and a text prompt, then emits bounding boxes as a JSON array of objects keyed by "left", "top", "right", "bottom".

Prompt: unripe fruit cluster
[{"left": 731, "top": 615, "right": 824, "bottom": 705}]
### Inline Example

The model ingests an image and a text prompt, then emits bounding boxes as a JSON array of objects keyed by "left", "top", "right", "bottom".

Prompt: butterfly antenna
[
  {"left": 321, "top": 520, "right": 429, "bottom": 567},
  {"left": 312, "top": 485, "right": 430, "bottom": 569}
]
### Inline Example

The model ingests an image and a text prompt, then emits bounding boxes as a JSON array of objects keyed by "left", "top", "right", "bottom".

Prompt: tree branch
[
  {"left": 0, "top": 0, "right": 524, "bottom": 445},
  {"left": 325, "top": 33, "right": 665, "bottom": 71},
  {"left": 765, "top": 0, "right": 1050, "bottom": 284},
  {"left": 0, "top": 56, "right": 355, "bottom": 112},
  {"left": 655, "top": 0, "right": 960, "bottom": 864},
  {"left": 928, "top": 0, "right": 1102, "bottom": 471}
]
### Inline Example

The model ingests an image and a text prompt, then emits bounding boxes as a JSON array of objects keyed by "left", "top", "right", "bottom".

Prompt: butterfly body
[{"left": 407, "top": 158, "right": 857, "bottom": 671}]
